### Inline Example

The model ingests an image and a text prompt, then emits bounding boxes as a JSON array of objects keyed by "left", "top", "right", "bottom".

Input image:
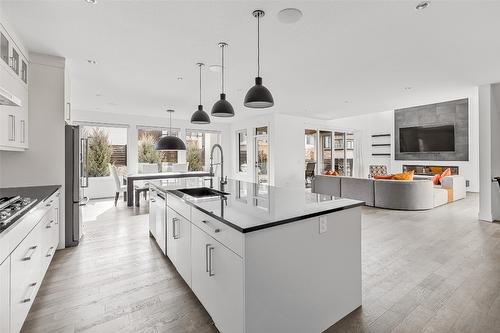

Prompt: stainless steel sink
[{"left": 177, "top": 187, "right": 229, "bottom": 199}]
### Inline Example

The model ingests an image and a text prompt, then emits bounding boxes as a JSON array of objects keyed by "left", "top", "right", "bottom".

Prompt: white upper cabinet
[{"left": 0, "top": 20, "right": 29, "bottom": 151}]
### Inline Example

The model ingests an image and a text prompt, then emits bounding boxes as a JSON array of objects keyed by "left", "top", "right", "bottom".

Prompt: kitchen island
[{"left": 148, "top": 178, "right": 363, "bottom": 333}]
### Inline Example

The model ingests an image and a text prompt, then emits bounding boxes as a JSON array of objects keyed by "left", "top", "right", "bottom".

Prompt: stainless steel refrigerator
[{"left": 65, "top": 125, "right": 88, "bottom": 247}]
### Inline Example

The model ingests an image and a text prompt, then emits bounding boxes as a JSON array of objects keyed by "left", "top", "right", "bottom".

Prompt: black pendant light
[
  {"left": 244, "top": 9, "right": 274, "bottom": 108},
  {"left": 211, "top": 42, "right": 235, "bottom": 117},
  {"left": 156, "top": 109, "right": 186, "bottom": 151},
  {"left": 191, "top": 63, "right": 211, "bottom": 124}
]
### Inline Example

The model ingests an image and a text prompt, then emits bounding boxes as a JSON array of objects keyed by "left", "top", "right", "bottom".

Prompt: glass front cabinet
[{"left": 0, "top": 21, "right": 29, "bottom": 151}]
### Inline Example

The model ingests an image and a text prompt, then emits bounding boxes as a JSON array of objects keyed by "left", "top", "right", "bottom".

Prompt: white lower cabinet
[
  {"left": 166, "top": 207, "right": 191, "bottom": 286},
  {"left": 149, "top": 189, "right": 166, "bottom": 254},
  {"left": 10, "top": 221, "right": 42, "bottom": 333},
  {"left": 158, "top": 194, "right": 244, "bottom": 333},
  {"left": 1, "top": 189, "right": 61, "bottom": 333},
  {"left": 154, "top": 195, "right": 166, "bottom": 254},
  {"left": 191, "top": 224, "right": 244, "bottom": 333},
  {"left": 0, "top": 257, "right": 10, "bottom": 333},
  {"left": 148, "top": 190, "right": 157, "bottom": 239}
]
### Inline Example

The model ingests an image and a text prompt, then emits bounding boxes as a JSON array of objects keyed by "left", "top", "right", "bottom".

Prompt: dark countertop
[
  {"left": 149, "top": 178, "right": 364, "bottom": 233},
  {"left": 0, "top": 185, "right": 61, "bottom": 231},
  {"left": 0, "top": 185, "right": 61, "bottom": 203}
]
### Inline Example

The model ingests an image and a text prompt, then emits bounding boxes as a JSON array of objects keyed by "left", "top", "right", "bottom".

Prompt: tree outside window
[
  {"left": 138, "top": 127, "right": 179, "bottom": 165},
  {"left": 185, "top": 130, "right": 221, "bottom": 172},
  {"left": 83, "top": 126, "right": 128, "bottom": 177}
]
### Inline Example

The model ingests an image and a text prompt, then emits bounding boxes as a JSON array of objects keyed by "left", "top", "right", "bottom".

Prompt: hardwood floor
[{"left": 21, "top": 194, "right": 500, "bottom": 333}]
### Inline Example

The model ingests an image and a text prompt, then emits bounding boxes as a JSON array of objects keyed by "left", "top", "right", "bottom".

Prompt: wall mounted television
[{"left": 399, "top": 124, "right": 455, "bottom": 153}]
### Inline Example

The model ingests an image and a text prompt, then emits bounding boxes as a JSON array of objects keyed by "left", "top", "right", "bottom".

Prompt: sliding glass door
[
  {"left": 305, "top": 129, "right": 356, "bottom": 184},
  {"left": 305, "top": 129, "right": 318, "bottom": 187},
  {"left": 319, "top": 131, "right": 332, "bottom": 173},
  {"left": 334, "top": 132, "right": 346, "bottom": 175}
]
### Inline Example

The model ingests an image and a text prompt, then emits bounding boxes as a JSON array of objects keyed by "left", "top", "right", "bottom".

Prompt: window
[
  {"left": 237, "top": 130, "right": 248, "bottom": 172},
  {"left": 81, "top": 125, "right": 128, "bottom": 177},
  {"left": 307, "top": 129, "right": 356, "bottom": 184},
  {"left": 255, "top": 126, "right": 268, "bottom": 136},
  {"left": 185, "top": 129, "right": 221, "bottom": 171},
  {"left": 0, "top": 32, "right": 8, "bottom": 65},
  {"left": 319, "top": 131, "right": 332, "bottom": 172},
  {"left": 11, "top": 48, "right": 19, "bottom": 75},
  {"left": 137, "top": 127, "right": 180, "bottom": 172},
  {"left": 255, "top": 126, "right": 269, "bottom": 190},
  {"left": 21, "top": 60, "right": 27, "bottom": 83},
  {"left": 305, "top": 129, "right": 318, "bottom": 188}
]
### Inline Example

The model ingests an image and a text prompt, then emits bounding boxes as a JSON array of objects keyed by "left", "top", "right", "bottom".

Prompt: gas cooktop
[{"left": 0, "top": 196, "right": 37, "bottom": 233}]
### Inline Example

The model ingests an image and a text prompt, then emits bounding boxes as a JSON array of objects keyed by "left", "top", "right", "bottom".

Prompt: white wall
[
  {"left": 0, "top": 53, "right": 66, "bottom": 247},
  {"left": 72, "top": 109, "right": 232, "bottom": 180},
  {"left": 478, "top": 83, "right": 500, "bottom": 221},
  {"left": 327, "top": 90, "right": 480, "bottom": 192}
]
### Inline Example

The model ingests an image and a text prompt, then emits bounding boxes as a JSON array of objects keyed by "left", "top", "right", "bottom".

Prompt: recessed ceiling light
[
  {"left": 208, "top": 65, "right": 222, "bottom": 72},
  {"left": 87, "top": 59, "right": 97, "bottom": 64},
  {"left": 278, "top": 8, "right": 303, "bottom": 24},
  {"left": 404, "top": 87, "right": 412, "bottom": 90},
  {"left": 415, "top": 1, "right": 430, "bottom": 10},
  {"left": 84, "top": 0, "right": 97, "bottom": 4},
  {"left": 96, "top": 93, "right": 101, "bottom": 97},
  {"left": 344, "top": 100, "right": 350, "bottom": 104},
  {"left": 177, "top": 77, "right": 183, "bottom": 81}
]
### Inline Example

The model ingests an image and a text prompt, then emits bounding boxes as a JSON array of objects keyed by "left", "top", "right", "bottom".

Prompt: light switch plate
[{"left": 319, "top": 216, "right": 327, "bottom": 234}]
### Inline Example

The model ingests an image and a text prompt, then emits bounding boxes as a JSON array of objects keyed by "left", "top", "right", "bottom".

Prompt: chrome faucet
[{"left": 209, "top": 144, "right": 227, "bottom": 188}]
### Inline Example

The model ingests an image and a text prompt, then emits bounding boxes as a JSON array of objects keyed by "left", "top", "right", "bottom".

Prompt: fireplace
[{"left": 402, "top": 165, "right": 459, "bottom": 176}]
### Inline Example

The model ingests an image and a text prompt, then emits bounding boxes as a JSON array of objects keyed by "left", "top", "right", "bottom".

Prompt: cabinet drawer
[
  {"left": 191, "top": 208, "right": 243, "bottom": 258},
  {"left": 40, "top": 211, "right": 57, "bottom": 272},
  {"left": 166, "top": 193, "right": 190, "bottom": 220},
  {"left": 42, "top": 190, "right": 60, "bottom": 250},
  {"left": 166, "top": 207, "right": 191, "bottom": 286},
  {"left": 43, "top": 191, "right": 59, "bottom": 209},
  {"left": 10, "top": 222, "right": 43, "bottom": 333}
]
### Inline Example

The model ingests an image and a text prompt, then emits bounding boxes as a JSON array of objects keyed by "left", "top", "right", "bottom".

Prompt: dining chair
[{"left": 109, "top": 164, "right": 127, "bottom": 206}]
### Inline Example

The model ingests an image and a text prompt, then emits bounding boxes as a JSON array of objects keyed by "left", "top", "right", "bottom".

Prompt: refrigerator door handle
[
  {"left": 79, "top": 196, "right": 89, "bottom": 206},
  {"left": 80, "top": 138, "right": 89, "bottom": 188}
]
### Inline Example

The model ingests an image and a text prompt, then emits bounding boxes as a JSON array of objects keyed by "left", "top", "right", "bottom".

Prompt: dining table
[{"left": 124, "top": 171, "right": 211, "bottom": 207}]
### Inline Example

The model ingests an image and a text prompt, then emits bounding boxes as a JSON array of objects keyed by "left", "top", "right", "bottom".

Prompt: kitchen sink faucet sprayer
[{"left": 209, "top": 144, "right": 227, "bottom": 188}]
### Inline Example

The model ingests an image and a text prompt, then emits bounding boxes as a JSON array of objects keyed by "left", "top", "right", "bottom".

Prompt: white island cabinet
[{"left": 149, "top": 180, "right": 363, "bottom": 333}]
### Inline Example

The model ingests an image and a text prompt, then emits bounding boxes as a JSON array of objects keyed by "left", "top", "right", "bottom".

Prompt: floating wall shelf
[{"left": 371, "top": 133, "right": 391, "bottom": 157}]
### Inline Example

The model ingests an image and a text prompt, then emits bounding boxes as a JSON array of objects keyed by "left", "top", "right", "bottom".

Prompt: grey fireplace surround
[{"left": 394, "top": 98, "right": 469, "bottom": 161}]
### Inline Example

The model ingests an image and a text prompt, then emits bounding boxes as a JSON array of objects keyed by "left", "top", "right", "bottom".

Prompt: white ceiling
[{"left": 2, "top": 0, "right": 500, "bottom": 121}]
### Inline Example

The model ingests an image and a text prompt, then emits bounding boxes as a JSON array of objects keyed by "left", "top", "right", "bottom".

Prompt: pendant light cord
[
  {"left": 169, "top": 111, "right": 172, "bottom": 136},
  {"left": 257, "top": 13, "right": 260, "bottom": 77},
  {"left": 221, "top": 44, "right": 225, "bottom": 93},
  {"left": 199, "top": 64, "right": 202, "bottom": 104}
]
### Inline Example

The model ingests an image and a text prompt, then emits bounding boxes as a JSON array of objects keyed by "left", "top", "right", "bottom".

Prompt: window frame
[{"left": 236, "top": 129, "right": 248, "bottom": 173}]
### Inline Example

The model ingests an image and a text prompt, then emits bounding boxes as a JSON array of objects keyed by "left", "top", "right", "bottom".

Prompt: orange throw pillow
[
  {"left": 374, "top": 175, "right": 394, "bottom": 180},
  {"left": 432, "top": 174, "right": 441, "bottom": 185},
  {"left": 441, "top": 168, "right": 451, "bottom": 179},
  {"left": 392, "top": 170, "right": 415, "bottom": 181}
]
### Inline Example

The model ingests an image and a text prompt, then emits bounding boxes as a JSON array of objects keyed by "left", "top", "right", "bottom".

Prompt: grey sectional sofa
[{"left": 312, "top": 175, "right": 465, "bottom": 210}]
